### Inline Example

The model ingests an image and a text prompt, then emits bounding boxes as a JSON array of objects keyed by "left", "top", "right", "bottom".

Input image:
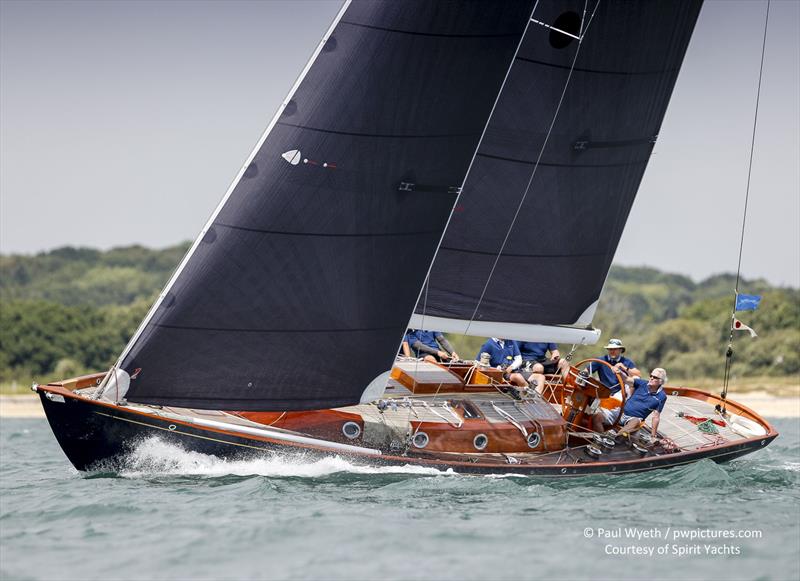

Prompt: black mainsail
[
  {"left": 412, "top": 0, "right": 704, "bottom": 343},
  {"left": 117, "top": 0, "right": 537, "bottom": 410}
]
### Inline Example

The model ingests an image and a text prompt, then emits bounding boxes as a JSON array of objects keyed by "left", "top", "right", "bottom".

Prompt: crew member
[
  {"left": 408, "top": 329, "right": 459, "bottom": 363},
  {"left": 585, "top": 338, "right": 640, "bottom": 395},
  {"left": 476, "top": 338, "right": 527, "bottom": 387},
  {"left": 594, "top": 367, "right": 668, "bottom": 440},
  {"left": 516, "top": 341, "right": 569, "bottom": 392}
]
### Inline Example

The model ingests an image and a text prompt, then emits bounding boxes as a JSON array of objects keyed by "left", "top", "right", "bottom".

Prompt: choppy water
[{"left": 1, "top": 418, "right": 798, "bottom": 581}]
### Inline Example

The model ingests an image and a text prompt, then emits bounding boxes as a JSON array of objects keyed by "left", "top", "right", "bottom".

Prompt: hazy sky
[{"left": 1, "top": 0, "right": 798, "bottom": 287}]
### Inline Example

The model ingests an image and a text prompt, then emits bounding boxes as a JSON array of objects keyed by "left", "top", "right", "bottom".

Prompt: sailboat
[{"left": 36, "top": 0, "right": 777, "bottom": 475}]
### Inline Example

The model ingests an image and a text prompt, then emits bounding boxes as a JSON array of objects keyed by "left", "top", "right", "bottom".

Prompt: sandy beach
[
  {"left": 3, "top": 392, "right": 799, "bottom": 419},
  {"left": 1, "top": 395, "right": 45, "bottom": 418},
  {"left": 731, "top": 392, "right": 800, "bottom": 419}
]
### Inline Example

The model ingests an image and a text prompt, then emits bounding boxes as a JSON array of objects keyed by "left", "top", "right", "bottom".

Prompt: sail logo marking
[
  {"left": 281, "top": 149, "right": 337, "bottom": 169},
  {"left": 281, "top": 149, "right": 302, "bottom": 165}
]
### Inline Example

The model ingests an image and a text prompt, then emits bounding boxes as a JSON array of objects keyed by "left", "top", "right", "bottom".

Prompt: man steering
[{"left": 594, "top": 367, "right": 668, "bottom": 441}]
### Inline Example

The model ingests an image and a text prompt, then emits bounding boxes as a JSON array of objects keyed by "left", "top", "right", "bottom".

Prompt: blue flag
[{"left": 735, "top": 293, "right": 762, "bottom": 311}]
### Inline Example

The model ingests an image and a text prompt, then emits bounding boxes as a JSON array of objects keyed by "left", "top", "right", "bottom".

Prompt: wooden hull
[{"left": 36, "top": 378, "right": 778, "bottom": 477}]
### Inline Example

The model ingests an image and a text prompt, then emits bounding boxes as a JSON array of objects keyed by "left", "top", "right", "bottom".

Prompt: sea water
[{"left": 1, "top": 418, "right": 798, "bottom": 581}]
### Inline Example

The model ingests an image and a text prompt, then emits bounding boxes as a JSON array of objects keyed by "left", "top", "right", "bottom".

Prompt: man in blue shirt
[
  {"left": 516, "top": 341, "right": 569, "bottom": 393},
  {"left": 585, "top": 338, "right": 640, "bottom": 395},
  {"left": 517, "top": 342, "right": 560, "bottom": 372},
  {"left": 406, "top": 329, "right": 459, "bottom": 363},
  {"left": 593, "top": 367, "right": 668, "bottom": 441},
  {"left": 476, "top": 338, "right": 527, "bottom": 387}
]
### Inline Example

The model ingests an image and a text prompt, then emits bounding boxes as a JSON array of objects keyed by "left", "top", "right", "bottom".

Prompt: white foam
[
  {"left": 485, "top": 472, "right": 529, "bottom": 479},
  {"left": 119, "top": 437, "right": 454, "bottom": 478}
]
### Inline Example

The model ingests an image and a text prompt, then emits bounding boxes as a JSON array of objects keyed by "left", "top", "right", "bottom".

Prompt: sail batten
[
  {"left": 154, "top": 325, "right": 399, "bottom": 334},
  {"left": 275, "top": 121, "right": 482, "bottom": 139},
  {"left": 214, "top": 223, "right": 443, "bottom": 238}
]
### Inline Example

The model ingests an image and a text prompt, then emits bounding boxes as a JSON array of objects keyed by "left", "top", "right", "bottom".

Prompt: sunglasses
[{"left": 650, "top": 374, "right": 664, "bottom": 381}]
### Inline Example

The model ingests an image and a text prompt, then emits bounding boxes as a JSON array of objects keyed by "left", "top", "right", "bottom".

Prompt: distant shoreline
[{"left": 3, "top": 393, "right": 798, "bottom": 419}]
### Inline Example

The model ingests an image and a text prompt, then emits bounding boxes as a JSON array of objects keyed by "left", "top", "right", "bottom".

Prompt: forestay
[
  {"left": 412, "top": 0, "right": 704, "bottom": 343},
  {"left": 118, "top": 0, "right": 537, "bottom": 410}
]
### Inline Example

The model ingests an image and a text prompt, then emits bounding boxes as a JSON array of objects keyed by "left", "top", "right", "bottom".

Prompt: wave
[
  {"left": 114, "top": 436, "right": 453, "bottom": 479},
  {"left": 87, "top": 435, "right": 800, "bottom": 487}
]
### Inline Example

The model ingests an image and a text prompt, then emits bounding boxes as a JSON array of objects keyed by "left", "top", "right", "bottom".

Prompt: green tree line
[
  {"left": 0, "top": 244, "right": 798, "bottom": 388},
  {"left": 448, "top": 268, "right": 799, "bottom": 382}
]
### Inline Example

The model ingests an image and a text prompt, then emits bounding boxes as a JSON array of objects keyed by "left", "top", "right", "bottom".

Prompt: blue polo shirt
[
  {"left": 516, "top": 341, "right": 557, "bottom": 362},
  {"left": 586, "top": 354, "right": 637, "bottom": 394},
  {"left": 410, "top": 330, "right": 443, "bottom": 351},
  {"left": 477, "top": 339, "right": 520, "bottom": 367},
  {"left": 623, "top": 378, "right": 667, "bottom": 420}
]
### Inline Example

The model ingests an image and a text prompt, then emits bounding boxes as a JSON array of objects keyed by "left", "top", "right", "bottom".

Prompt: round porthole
[
  {"left": 527, "top": 432, "right": 541, "bottom": 449},
  {"left": 412, "top": 432, "right": 429, "bottom": 449},
  {"left": 473, "top": 433, "right": 488, "bottom": 451},
  {"left": 342, "top": 421, "right": 361, "bottom": 440}
]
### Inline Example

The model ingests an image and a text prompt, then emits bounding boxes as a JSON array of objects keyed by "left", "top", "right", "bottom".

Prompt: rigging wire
[
  {"left": 463, "top": 0, "right": 602, "bottom": 337},
  {"left": 720, "top": 0, "right": 771, "bottom": 413}
]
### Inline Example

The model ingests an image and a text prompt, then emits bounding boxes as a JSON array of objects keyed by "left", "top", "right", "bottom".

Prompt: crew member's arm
[
  {"left": 435, "top": 333, "right": 458, "bottom": 360},
  {"left": 401, "top": 340, "right": 411, "bottom": 357},
  {"left": 650, "top": 393, "right": 667, "bottom": 441},
  {"left": 504, "top": 342, "right": 523, "bottom": 373},
  {"left": 621, "top": 371, "right": 636, "bottom": 395},
  {"left": 615, "top": 359, "right": 641, "bottom": 378},
  {"left": 412, "top": 340, "right": 440, "bottom": 357},
  {"left": 650, "top": 411, "right": 661, "bottom": 440}
]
